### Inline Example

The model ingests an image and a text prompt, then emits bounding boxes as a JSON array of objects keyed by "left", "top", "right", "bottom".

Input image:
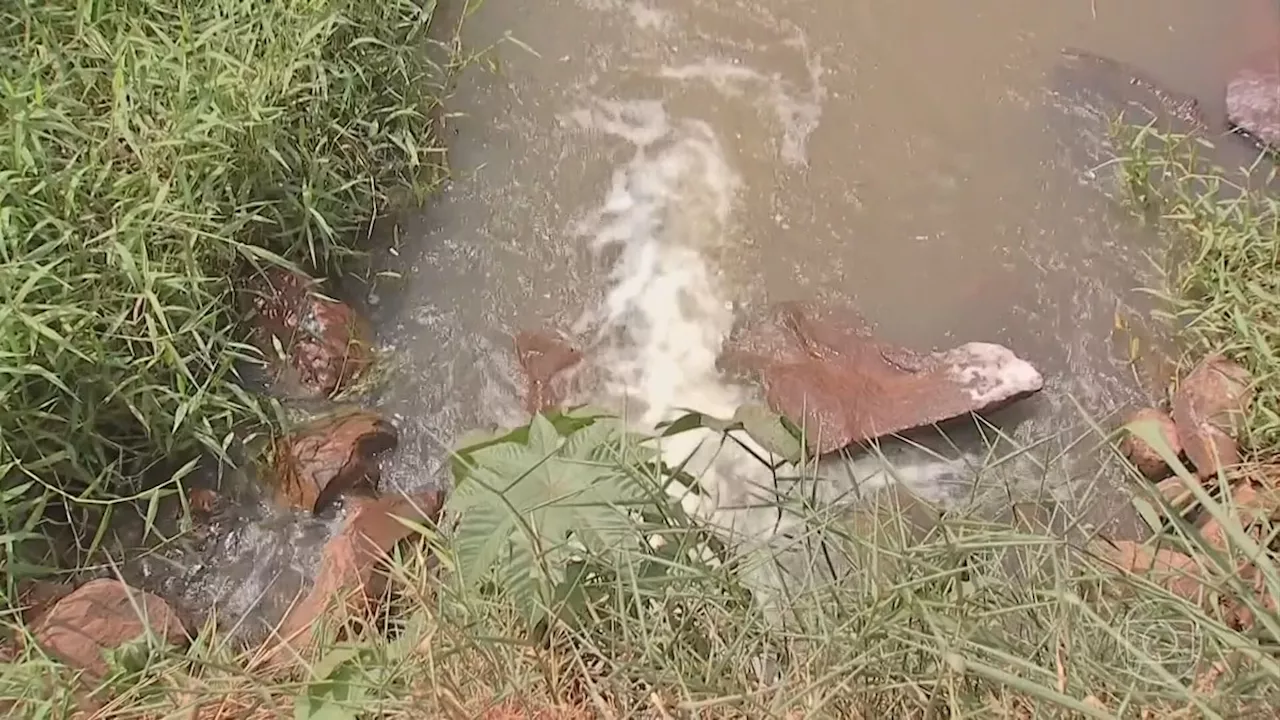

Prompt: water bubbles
[{"left": 412, "top": 304, "right": 446, "bottom": 329}]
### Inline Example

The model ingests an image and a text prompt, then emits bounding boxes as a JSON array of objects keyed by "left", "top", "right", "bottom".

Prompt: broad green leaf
[
  {"left": 527, "top": 413, "right": 561, "bottom": 454},
  {"left": 733, "top": 404, "right": 803, "bottom": 463},
  {"left": 658, "top": 410, "right": 735, "bottom": 437},
  {"left": 294, "top": 650, "right": 367, "bottom": 720},
  {"left": 310, "top": 645, "right": 362, "bottom": 682},
  {"left": 445, "top": 413, "right": 671, "bottom": 628}
]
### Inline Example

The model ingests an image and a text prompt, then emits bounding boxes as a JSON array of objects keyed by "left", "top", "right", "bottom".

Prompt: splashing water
[
  {"left": 564, "top": 98, "right": 998, "bottom": 591},
  {"left": 569, "top": 100, "right": 743, "bottom": 427},
  {"left": 568, "top": 99, "right": 776, "bottom": 533}
]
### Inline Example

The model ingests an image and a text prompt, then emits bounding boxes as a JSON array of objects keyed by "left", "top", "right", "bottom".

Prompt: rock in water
[
  {"left": 1228, "top": 53, "right": 1280, "bottom": 149},
  {"left": 275, "top": 491, "right": 444, "bottom": 651},
  {"left": 270, "top": 409, "right": 398, "bottom": 513},
  {"left": 32, "top": 579, "right": 188, "bottom": 682},
  {"left": 1057, "top": 48, "right": 1208, "bottom": 132},
  {"left": 1172, "top": 354, "right": 1253, "bottom": 477},
  {"left": 1051, "top": 48, "right": 1280, "bottom": 199},
  {"left": 720, "top": 301, "right": 1044, "bottom": 455},
  {"left": 515, "top": 331, "right": 583, "bottom": 414},
  {"left": 1119, "top": 408, "right": 1184, "bottom": 481},
  {"left": 243, "top": 266, "right": 373, "bottom": 398}
]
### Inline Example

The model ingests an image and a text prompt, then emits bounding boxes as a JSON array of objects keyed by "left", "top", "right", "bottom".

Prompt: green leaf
[
  {"left": 142, "top": 488, "right": 167, "bottom": 543},
  {"left": 310, "top": 645, "right": 362, "bottom": 682},
  {"left": 445, "top": 413, "right": 669, "bottom": 628},
  {"left": 294, "top": 649, "right": 367, "bottom": 720},
  {"left": 527, "top": 413, "right": 561, "bottom": 454},
  {"left": 733, "top": 404, "right": 803, "bottom": 463},
  {"left": 658, "top": 410, "right": 735, "bottom": 436},
  {"left": 1128, "top": 493, "right": 1166, "bottom": 535}
]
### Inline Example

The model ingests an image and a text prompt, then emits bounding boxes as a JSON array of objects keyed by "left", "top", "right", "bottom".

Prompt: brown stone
[
  {"left": 1119, "top": 408, "right": 1183, "bottom": 481},
  {"left": 1199, "top": 483, "right": 1280, "bottom": 554},
  {"left": 1058, "top": 49, "right": 1208, "bottom": 132},
  {"left": 275, "top": 490, "right": 444, "bottom": 650},
  {"left": 270, "top": 409, "right": 398, "bottom": 513},
  {"left": 244, "top": 266, "right": 373, "bottom": 398},
  {"left": 1097, "top": 541, "right": 1208, "bottom": 603},
  {"left": 719, "top": 301, "right": 1044, "bottom": 455},
  {"left": 1154, "top": 476, "right": 1195, "bottom": 515},
  {"left": 1099, "top": 536, "right": 1277, "bottom": 633},
  {"left": 187, "top": 488, "right": 221, "bottom": 516},
  {"left": 515, "top": 331, "right": 583, "bottom": 414},
  {"left": 1171, "top": 354, "right": 1252, "bottom": 478},
  {"left": 1227, "top": 51, "right": 1280, "bottom": 149},
  {"left": 17, "top": 579, "right": 74, "bottom": 625},
  {"left": 32, "top": 579, "right": 188, "bottom": 681}
]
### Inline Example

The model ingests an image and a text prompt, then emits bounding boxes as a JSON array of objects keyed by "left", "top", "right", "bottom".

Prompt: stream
[{"left": 109, "top": 0, "right": 1280, "bottom": 642}]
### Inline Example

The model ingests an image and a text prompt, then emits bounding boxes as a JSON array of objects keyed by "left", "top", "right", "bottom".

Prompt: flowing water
[{"left": 112, "top": 0, "right": 1280, "bottom": 639}]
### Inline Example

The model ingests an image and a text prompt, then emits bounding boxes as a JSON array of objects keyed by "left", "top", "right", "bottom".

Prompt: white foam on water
[
  {"left": 566, "top": 98, "right": 786, "bottom": 535},
  {"left": 659, "top": 56, "right": 826, "bottom": 166},
  {"left": 564, "top": 98, "right": 988, "bottom": 601},
  {"left": 577, "top": 0, "right": 672, "bottom": 31}
]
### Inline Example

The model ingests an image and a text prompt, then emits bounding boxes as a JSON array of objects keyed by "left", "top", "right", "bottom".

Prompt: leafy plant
[
  {"left": 657, "top": 402, "right": 806, "bottom": 466},
  {"left": 447, "top": 409, "right": 672, "bottom": 628},
  {"left": 444, "top": 403, "right": 816, "bottom": 634},
  {"left": 294, "top": 644, "right": 381, "bottom": 720}
]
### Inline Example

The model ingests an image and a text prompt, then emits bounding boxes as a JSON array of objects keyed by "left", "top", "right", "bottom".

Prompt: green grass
[
  {"left": 4, "top": 10, "right": 1280, "bottom": 716},
  {"left": 0, "top": 0, "right": 452, "bottom": 571},
  {"left": 4, "top": 410, "right": 1278, "bottom": 718},
  {"left": 1114, "top": 122, "right": 1280, "bottom": 452}
]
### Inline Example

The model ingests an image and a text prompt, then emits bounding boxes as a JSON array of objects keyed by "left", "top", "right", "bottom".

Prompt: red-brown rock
[
  {"left": 1227, "top": 52, "right": 1280, "bottom": 149},
  {"left": 17, "top": 579, "right": 74, "bottom": 625},
  {"left": 1119, "top": 408, "right": 1183, "bottom": 481},
  {"left": 1172, "top": 354, "right": 1253, "bottom": 477},
  {"left": 270, "top": 409, "right": 398, "bottom": 514},
  {"left": 275, "top": 490, "right": 444, "bottom": 650},
  {"left": 515, "top": 331, "right": 583, "bottom": 414},
  {"left": 244, "top": 266, "right": 373, "bottom": 398},
  {"left": 186, "top": 488, "right": 222, "bottom": 516},
  {"left": 32, "top": 579, "right": 188, "bottom": 681},
  {"left": 720, "top": 301, "right": 1044, "bottom": 455}
]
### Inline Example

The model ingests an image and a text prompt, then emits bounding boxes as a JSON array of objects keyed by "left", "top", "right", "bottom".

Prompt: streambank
[
  {"left": 53, "top": 0, "right": 1276, "bottom": 642},
  {"left": 12, "top": 3, "right": 1280, "bottom": 715}
]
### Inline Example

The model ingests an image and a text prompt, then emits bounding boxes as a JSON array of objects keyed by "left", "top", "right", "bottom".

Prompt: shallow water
[
  {"left": 114, "top": 0, "right": 1280, "bottom": 638},
  {"left": 364, "top": 0, "right": 1262, "bottom": 497},
  {"left": 371, "top": 0, "right": 1249, "bottom": 440}
]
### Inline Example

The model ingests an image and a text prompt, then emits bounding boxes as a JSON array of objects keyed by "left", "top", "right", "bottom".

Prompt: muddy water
[
  {"left": 117, "top": 1, "right": 1280, "bottom": 639},
  {"left": 368, "top": 0, "right": 1251, "bottom": 490}
]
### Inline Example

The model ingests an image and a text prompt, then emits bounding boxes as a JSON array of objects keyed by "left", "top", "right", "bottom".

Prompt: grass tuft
[
  {"left": 6, "top": 430, "right": 1278, "bottom": 718},
  {"left": 0, "top": 0, "right": 451, "bottom": 570},
  {"left": 1114, "top": 123, "right": 1280, "bottom": 451}
]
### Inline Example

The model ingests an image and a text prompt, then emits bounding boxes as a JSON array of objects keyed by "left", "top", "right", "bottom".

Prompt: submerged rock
[
  {"left": 269, "top": 409, "right": 398, "bottom": 513},
  {"left": 276, "top": 490, "right": 444, "bottom": 651},
  {"left": 720, "top": 301, "right": 1044, "bottom": 455},
  {"left": 1054, "top": 48, "right": 1208, "bottom": 133},
  {"left": 1119, "top": 407, "right": 1184, "bottom": 481},
  {"left": 1172, "top": 354, "right": 1252, "bottom": 477},
  {"left": 1051, "top": 48, "right": 1280, "bottom": 197},
  {"left": 243, "top": 266, "right": 373, "bottom": 398},
  {"left": 31, "top": 579, "right": 188, "bottom": 681},
  {"left": 1227, "top": 52, "right": 1280, "bottom": 149},
  {"left": 515, "top": 331, "right": 583, "bottom": 414}
]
